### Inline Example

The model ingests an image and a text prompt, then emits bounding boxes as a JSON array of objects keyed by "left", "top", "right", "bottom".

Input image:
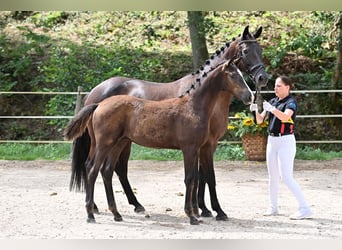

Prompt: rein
[{"left": 252, "top": 85, "right": 267, "bottom": 124}]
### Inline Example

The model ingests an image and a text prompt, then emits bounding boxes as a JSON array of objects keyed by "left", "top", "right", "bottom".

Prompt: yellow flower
[
  {"left": 242, "top": 118, "right": 254, "bottom": 127},
  {"left": 227, "top": 125, "right": 236, "bottom": 130},
  {"left": 259, "top": 121, "right": 269, "bottom": 128},
  {"left": 227, "top": 111, "right": 268, "bottom": 137}
]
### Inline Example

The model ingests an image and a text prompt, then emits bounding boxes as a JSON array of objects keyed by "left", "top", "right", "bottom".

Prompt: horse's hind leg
[{"left": 115, "top": 142, "right": 145, "bottom": 213}]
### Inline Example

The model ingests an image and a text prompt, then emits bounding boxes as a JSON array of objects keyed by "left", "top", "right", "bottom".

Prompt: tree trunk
[
  {"left": 332, "top": 12, "right": 342, "bottom": 135},
  {"left": 333, "top": 12, "right": 342, "bottom": 88},
  {"left": 187, "top": 11, "right": 209, "bottom": 70}
]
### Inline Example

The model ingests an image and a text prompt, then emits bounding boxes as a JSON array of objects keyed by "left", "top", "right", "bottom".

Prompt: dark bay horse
[
  {"left": 70, "top": 26, "right": 268, "bottom": 220},
  {"left": 64, "top": 59, "right": 254, "bottom": 225}
]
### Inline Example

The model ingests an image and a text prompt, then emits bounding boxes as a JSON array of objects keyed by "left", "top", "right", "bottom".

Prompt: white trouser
[{"left": 266, "top": 134, "right": 309, "bottom": 211}]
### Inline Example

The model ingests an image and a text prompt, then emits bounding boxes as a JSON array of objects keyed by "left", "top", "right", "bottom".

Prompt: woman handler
[{"left": 250, "top": 76, "right": 312, "bottom": 220}]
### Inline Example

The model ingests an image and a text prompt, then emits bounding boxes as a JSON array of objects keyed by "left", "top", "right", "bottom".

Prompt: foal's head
[{"left": 221, "top": 59, "right": 254, "bottom": 105}]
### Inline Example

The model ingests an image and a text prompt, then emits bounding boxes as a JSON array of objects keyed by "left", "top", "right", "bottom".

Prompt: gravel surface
[{"left": 0, "top": 159, "right": 341, "bottom": 239}]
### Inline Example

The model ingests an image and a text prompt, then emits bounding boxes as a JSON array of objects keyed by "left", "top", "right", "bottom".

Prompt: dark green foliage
[{"left": 0, "top": 11, "right": 340, "bottom": 152}]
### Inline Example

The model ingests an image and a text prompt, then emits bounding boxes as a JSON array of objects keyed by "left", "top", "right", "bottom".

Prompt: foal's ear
[
  {"left": 254, "top": 26, "right": 262, "bottom": 39},
  {"left": 222, "top": 59, "right": 232, "bottom": 71}
]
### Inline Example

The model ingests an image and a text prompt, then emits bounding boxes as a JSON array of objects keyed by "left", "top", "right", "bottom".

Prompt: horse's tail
[
  {"left": 64, "top": 104, "right": 98, "bottom": 141},
  {"left": 69, "top": 129, "right": 90, "bottom": 191},
  {"left": 64, "top": 104, "right": 98, "bottom": 191}
]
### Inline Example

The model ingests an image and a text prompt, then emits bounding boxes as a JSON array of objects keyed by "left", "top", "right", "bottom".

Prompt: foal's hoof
[
  {"left": 87, "top": 213, "right": 96, "bottom": 223},
  {"left": 114, "top": 214, "right": 123, "bottom": 222},
  {"left": 134, "top": 205, "right": 146, "bottom": 213},
  {"left": 216, "top": 213, "right": 228, "bottom": 221},
  {"left": 190, "top": 216, "right": 201, "bottom": 225}
]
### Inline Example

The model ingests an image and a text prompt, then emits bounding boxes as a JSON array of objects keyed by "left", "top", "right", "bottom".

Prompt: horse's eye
[{"left": 243, "top": 49, "right": 249, "bottom": 54}]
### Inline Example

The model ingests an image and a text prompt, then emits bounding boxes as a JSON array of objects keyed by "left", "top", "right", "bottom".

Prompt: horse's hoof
[
  {"left": 134, "top": 206, "right": 146, "bottom": 213},
  {"left": 190, "top": 217, "right": 201, "bottom": 225},
  {"left": 114, "top": 215, "right": 123, "bottom": 222},
  {"left": 87, "top": 217, "right": 96, "bottom": 223},
  {"left": 93, "top": 204, "right": 100, "bottom": 214},
  {"left": 201, "top": 210, "right": 213, "bottom": 218},
  {"left": 216, "top": 213, "right": 228, "bottom": 221}
]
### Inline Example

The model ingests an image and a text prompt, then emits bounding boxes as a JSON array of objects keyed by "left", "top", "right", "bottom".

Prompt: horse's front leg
[
  {"left": 199, "top": 143, "right": 228, "bottom": 221},
  {"left": 182, "top": 149, "right": 201, "bottom": 225},
  {"left": 198, "top": 148, "right": 212, "bottom": 217}
]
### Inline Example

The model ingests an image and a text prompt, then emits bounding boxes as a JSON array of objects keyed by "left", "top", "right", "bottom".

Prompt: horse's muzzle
[{"left": 255, "top": 70, "right": 268, "bottom": 88}]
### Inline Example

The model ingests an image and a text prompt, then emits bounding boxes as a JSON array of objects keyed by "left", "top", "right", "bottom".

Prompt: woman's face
[{"left": 274, "top": 78, "right": 290, "bottom": 99}]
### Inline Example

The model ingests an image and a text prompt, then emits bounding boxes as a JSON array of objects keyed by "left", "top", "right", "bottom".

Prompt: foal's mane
[{"left": 179, "top": 61, "right": 227, "bottom": 98}]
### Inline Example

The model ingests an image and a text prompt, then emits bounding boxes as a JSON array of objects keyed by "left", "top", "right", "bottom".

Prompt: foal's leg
[
  {"left": 199, "top": 144, "right": 228, "bottom": 221},
  {"left": 101, "top": 158, "right": 123, "bottom": 222},
  {"left": 182, "top": 149, "right": 201, "bottom": 225},
  {"left": 85, "top": 158, "right": 100, "bottom": 223},
  {"left": 115, "top": 142, "right": 145, "bottom": 213}
]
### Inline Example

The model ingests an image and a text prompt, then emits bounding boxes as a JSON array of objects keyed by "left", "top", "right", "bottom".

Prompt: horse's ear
[
  {"left": 254, "top": 26, "right": 262, "bottom": 39},
  {"left": 242, "top": 25, "right": 250, "bottom": 40}
]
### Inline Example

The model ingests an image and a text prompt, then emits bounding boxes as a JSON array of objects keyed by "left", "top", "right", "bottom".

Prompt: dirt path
[{"left": 0, "top": 159, "right": 341, "bottom": 239}]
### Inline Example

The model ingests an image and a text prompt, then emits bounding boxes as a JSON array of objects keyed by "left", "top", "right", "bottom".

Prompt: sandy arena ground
[{"left": 0, "top": 159, "right": 341, "bottom": 239}]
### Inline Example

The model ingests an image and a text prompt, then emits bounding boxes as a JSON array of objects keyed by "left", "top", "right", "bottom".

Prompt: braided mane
[
  {"left": 179, "top": 36, "right": 241, "bottom": 98},
  {"left": 191, "top": 41, "right": 231, "bottom": 77}
]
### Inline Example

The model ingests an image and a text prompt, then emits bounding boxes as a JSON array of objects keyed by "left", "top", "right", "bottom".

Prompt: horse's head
[
  {"left": 226, "top": 26, "right": 268, "bottom": 89},
  {"left": 222, "top": 59, "right": 254, "bottom": 105}
]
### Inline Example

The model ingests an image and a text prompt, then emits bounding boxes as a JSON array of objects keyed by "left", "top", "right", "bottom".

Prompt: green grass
[
  {"left": 0, "top": 143, "right": 72, "bottom": 160},
  {"left": 296, "top": 145, "right": 342, "bottom": 160},
  {"left": 0, "top": 143, "right": 341, "bottom": 161}
]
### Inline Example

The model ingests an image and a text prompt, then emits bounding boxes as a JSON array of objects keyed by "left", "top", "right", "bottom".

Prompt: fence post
[{"left": 74, "top": 86, "right": 83, "bottom": 115}]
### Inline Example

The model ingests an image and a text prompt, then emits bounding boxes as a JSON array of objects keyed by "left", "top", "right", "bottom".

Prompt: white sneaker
[
  {"left": 263, "top": 208, "right": 279, "bottom": 216},
  {"left": 289, "top": 208, "right": 312, "bottom": 220}
]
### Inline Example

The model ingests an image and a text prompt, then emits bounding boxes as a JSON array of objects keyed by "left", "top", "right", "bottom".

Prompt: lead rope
[{"left": 252, "top": 85, "right": 266, "bottom": 124}]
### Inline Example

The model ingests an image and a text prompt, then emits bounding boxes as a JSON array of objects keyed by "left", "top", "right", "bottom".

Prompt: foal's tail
[
  {"left": 64, "top": 104, "right": 98, "bottom": 191},
  {"left": 69, "top": 130, "right": 90, "bottom": 191},
  {"left": 64, "top": 104, "right": 98, "bottom": 141}
]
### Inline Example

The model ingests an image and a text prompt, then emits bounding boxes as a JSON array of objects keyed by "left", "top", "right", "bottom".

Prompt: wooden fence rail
[{"left": 0, "top": 88, "right": 341, "bottom": 144}]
